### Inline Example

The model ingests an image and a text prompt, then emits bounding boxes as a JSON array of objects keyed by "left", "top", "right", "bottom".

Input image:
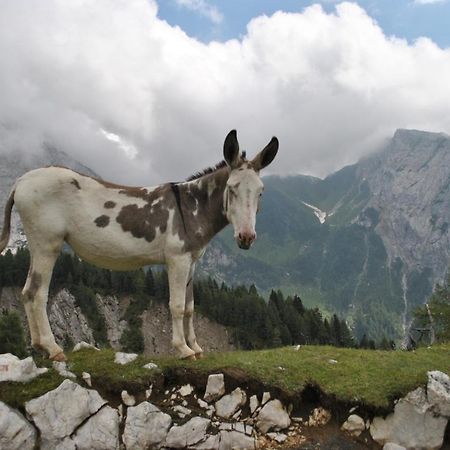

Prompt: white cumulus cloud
[
  {"left": 0, "top": 0, "right": 450, "bottom": 185},
  {"left": 174, "top": 0, "right": 223, "bottom": 24}
]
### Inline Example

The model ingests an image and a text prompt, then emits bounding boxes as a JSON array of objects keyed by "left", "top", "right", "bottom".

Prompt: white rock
[
  {"left": 249, "top": 395, "right": 259, "bottom": 415},
  {"left": 73, "top": 406, "right": 120, "bottom": 450},
  {"left": 267, "top": 432, "right": 288, "bottom": 443},
  {"left": 72, "top": 342, "right": 99, "bottom": 352},
  {"left": 427, "top": 370, "right": 450, "bottom": 417},
  {"left": 145, "top": 385, "right": 153, "bottom": 399},
  {"left": 0, "top": 401, "right": 37, "bottom": 450},
  {"left": 341, "top": 414, "right": 365, "bottom": 436},
  {"left": 114, "top": 352, "right": 138, "bottom": 365},
  {"left": 307, "top": 407, "right": 331, "bottom": 426},
  {"left": 370, "top": 387, "right": 448, "bottom": 449},
  {"left": 121, "top": 390, "right": 136, "bottom": 406},
  {"left": 192, "top": 433, "right": 220, "bottom": 450},
  {"left": 173, "top": 404, "right": 192, "bottom": 417},
  {"left": 25, "top": 379, "right": 107, "bottom": 443},
  {"left": 0, "top": 353, "right": 47, "bottom": 382},
  {"left": 215, "top": 388, "right": 247, "bottom": 419},
  {"left": 178, "top": 383, "right": 194, "bottom": 396},
  {"left": 328, "top": 359, "right": 338, "bottom": 364},
  {"left": 82, "top": 372, "right": 91, "bottom": 387},
  {"left": 123, "top": 401, "right": 172, "bottom": 450},
  {"left": 219, "top": 430, "right": 255, "bottom": 450},
  {"left": 165, "top": 416, "right": 210, "bottom": 448},
  {"left": 143, "top": 362, "right": 158, "bottom": 370},
  {"left": 204, "top": 374, "right": 225, "bottom": 402},
  {"left": 383, "top": 444, "right": 407, "bottom": 450},
  {"left": 52, "top": 361, "right": 76, "bottom": 379},
  {"left": 256, "top": 399, "right": 291, "bottom": 434},
  {"left": 198, "top": 398, "right": 209, "bottom": 409},
  {"left": 261, "top": 392, "right": 271, "bottom": 405}
]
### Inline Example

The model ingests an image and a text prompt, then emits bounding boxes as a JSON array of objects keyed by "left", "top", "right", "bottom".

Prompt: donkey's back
[{"left": 14, "top": 166, "right": 173, "bottom": 270}]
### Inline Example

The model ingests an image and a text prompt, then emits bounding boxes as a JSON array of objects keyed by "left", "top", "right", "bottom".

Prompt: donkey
[{"left": 0, "top": 130, "right": 278, "bottom": 361}]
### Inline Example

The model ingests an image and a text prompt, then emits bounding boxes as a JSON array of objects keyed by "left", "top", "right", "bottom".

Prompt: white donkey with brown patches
[{"left": 0, "top": 130, "right": 278, "bottom": 361}]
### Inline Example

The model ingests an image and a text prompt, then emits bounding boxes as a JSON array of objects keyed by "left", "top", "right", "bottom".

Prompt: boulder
[
  {"left": 165, "top": 416, "right": 211, "bottom": 448},
  {"left": 192, "top": 434, "right": 220, "bottom": 449},
  {"left": 341, "top": 414, "right": 365, "bottom": 436},
  {"left": 178, "top": 384, "right": 194, "bottom": 396},
  {"left": 0, "top": 353, "right": 47, "bottom": 382},
  {"left": 267, "top": 432, "right": 288, "bottom": 443},
  {"left": 25, "top": 379, "right": 107, "bottom": 444},
  {"left": 52, "top": 361, "right": 76, "bottom": 379},
  {"left": 215, "top": 388, "right": 247, "bottom": 419},
  {"left": 123, "top": 401, "right": 171, "bottom": 450},
  {"left": 0, "top": 401, "right": 37, "bottom": 450},
  {"left": 383, "top": 444, "right": 407, "bottom": 450},
  {"left": 219, "top": 430, "right": 256, "bottom": 449},
  {"left": 307, "top": 407, "right": 331, "bottom": 426},
  {"left": 256, "top": 399, "right": 291, "bottom": 434},
  {"left": 114, "top": 352, "right": 138, "bottom": 365},
  {"left": 427, "top": 370, "right": 450, "bottom": 417},
  {"left": 73, "top": 406, "right": 120, "bottom": 450},
  {"left": 143, "top": 362, "right": 158, "bottom": 370},
  {"left": 72, "top": 341, "right": 99, "bottom": 352},
  {"left": 249, "top": 395, "right": 259, "bottom": 415},
  {"left": 370, "top": 387, "right": 448, "bottom": 450},
  {"left": 121, "top": 390, "right": 136, "bottom": 406},
  {"left": 204, "top": 374, "right": 225, "bottom": 402}
]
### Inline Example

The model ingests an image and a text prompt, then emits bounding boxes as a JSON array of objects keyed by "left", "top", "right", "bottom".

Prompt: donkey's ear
[
  {"left": 223, "top": 130, "right": 240, "bottom": 168},
  {"left": 252, "top": 136, "right": 279, "bottom": 171}
]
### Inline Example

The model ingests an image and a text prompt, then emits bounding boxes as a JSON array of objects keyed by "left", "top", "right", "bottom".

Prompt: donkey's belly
[{"left": 66, "top": 228, "right": 166, "bottom": 271}]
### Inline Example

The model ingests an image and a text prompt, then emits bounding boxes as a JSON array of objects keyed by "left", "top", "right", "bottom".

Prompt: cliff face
[{"left": 359, "top": 129, "right": 450, "bottom": 284}]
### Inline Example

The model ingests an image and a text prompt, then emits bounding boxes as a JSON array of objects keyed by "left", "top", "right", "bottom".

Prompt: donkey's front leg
[
  {"left": 184, "top": 263, "right": 203, "bottom": 359},
  {"left": 167, "top": 255, "right": 196, "bottom": 359}
]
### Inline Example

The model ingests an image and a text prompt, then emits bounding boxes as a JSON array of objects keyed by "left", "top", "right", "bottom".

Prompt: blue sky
[{"left": 158, "top": 0, "right": 450, "bottom": 48}]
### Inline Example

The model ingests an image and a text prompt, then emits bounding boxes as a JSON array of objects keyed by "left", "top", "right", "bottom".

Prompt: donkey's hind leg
[
  {"left": 184, "top": 263, "right": 203, "bottom": 359},
  {"left": 167, "top": 255, "right": 196, "bottom": 360},
  {"left": 22, "top": 244, "right": 65, "bottom": 361}
]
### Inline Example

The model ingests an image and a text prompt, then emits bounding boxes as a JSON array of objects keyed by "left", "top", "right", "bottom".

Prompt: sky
[{"left": 0, "top": 0, "right": 449, "bottom": 184}]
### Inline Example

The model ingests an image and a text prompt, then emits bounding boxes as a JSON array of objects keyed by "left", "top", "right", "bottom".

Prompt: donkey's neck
[{"left": 175, "top": 166, "right": 230, "bottom": 252}]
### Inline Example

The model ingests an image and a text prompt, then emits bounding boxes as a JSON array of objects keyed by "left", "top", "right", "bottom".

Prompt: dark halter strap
[{"left": 170, "top": 182, "right": 187, "bottom": 234}]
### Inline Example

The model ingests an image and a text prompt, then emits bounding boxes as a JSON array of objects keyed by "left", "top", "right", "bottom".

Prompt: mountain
[
  {"left": 199, "top": 129, "right": 450, "bottom": 342},
  {"left": 1, "top": 130, "right": 449, "bottom": 342},
  {"left": 0, "top": 145, "right": 98, "bottom": 250}
]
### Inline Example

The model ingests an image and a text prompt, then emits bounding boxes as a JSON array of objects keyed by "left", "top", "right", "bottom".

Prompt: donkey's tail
[{"left": 0, "top": 188, "right": 15, "bottom": 254}]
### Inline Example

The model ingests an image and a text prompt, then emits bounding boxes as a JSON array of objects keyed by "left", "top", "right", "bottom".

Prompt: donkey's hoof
[
  {"left": 51, "top": 352, "right": 67, "bottom": 362},
  {"left": 182, "top": 354, "right": 197, "bottom": 361},
  {"left": 195, "top": 352, "right": 204, "bottom": 359}
]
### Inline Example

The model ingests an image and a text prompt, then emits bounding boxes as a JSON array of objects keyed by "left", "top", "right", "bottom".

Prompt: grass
[{"left": 0, "top": 344, "right": 448, "bottom": 411}]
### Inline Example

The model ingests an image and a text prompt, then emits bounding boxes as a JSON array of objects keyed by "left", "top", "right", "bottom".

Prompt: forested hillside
[{"left": 0, "top": 248, "right": 370, "bottom": 357}]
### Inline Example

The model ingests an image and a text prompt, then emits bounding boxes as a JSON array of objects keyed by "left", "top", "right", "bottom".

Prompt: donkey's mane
[{"left": 186, "top": 160, "right": 227, "bottom": 182}]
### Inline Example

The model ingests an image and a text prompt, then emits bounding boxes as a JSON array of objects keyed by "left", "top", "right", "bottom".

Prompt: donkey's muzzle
[{"left": 237, "top": 231, "right": 256, "bottom": 250}]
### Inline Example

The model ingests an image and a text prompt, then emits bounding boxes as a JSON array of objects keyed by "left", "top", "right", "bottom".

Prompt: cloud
[
  {"left": 0, "top": 0, "right": 450, "bottom": 185},
  {"left": 174, "top": 0, "right": 223, "bottom": 24}
]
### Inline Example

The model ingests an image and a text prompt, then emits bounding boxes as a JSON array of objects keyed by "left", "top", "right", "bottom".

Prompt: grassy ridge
[{"left": 0, "top": 344, "right": 448, "bottom": 410}]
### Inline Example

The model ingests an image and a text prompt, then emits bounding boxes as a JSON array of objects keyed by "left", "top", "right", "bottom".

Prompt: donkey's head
[{"left": 223, "top": 130, "right": 279, "bottom": 250}]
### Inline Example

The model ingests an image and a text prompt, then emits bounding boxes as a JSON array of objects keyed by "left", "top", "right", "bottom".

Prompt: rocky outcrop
[
  {"left": 0, "top": 353, "right": 48, "bottom": 382},
  {"left": 369, "top": 371, "right": 450, "bottom": 449},
  {"left": 123, "top": 402, "right": 171, "bottom": 450},
  {"left": 25, "top": 379, "right": 107, "bottom": 448},
  {"left": 0, "top": 401, "right": 36, "bottom": 450},
  {"left": 0, "top": 352, "right": 449, "bottom": 450}
]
